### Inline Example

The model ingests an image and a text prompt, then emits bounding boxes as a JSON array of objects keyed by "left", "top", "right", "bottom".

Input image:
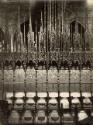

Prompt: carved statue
[
  {"left": 50, "top": 28, "right": 56, "bottom": 51},
  {"left": 13, "top": 31, "right": 24, "bottom": 53},
  {"left": 63, "top": 25, "right": 70, "bottom": 51},
  {"left": 85, "top": 30, "right": 90, "bottom": 50},
  {"left": 19, "top": 31, "right": 24, "bottom": 52},
  {"left": 73, "top": 22, "right": 81, "bottom": 50},
  {"left": 27, "top": 31, "right": 35, "bottom": 52},
  {"left": 73, "top": 32, "right": 81, "bottom": 50},
  {"left": 38, "top": 12, "right": 45, "bottom": 52}
]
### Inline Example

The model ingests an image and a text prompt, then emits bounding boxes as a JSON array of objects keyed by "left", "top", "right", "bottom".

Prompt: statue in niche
[
  {"left": 17, "top": 32, "right": 21, "bottom": 52},
  {"left": 50, "top": 28, "right": 56, "bottom": 51},
  {"left": 63, "top": 25, "right": 70, "bottom": 51},
  {"left": 38, "top": 12, "right": 46, "bottom": 52},
  {"left": 4, "top": 28, "right": 11, "bottom": 52},
  {"left": 14, "top": 30, "right": 24, "bottom": 53},
  {"left": 73, "top": 22, "right": 81, "bottom": 50},
  {"left": 85, "top": 30, "right": 90, "bottom": 51},
  {"left": 27, "top": 31, "right": 35, "bottom": 52},
  {"left": 38, "top": 30, "right": 44, "bottom": 52},
  {"left": 13, "top": 31, "right": 17, "bottom": 52},
  {"left": 18, "top": 31, "right": 24, "bottom": 52}
]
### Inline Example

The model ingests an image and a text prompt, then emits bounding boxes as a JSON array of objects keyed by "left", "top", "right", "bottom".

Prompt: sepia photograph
[{"left": 0, "top": 0, "right": 93, "bottom": 125}]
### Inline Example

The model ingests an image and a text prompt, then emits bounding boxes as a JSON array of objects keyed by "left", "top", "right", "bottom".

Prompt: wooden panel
[
  {"left": 81, "top": 83, "right": 91, "bottom": 92},
  {"left": 81, "top": 70, "right": 91, "bottom": 83},
  {"left": 70, "top": 70, "right": 80, "bottom": 83},
  {"left": 48, "top": 70, "right": 58, "bottom": 84},
  {"left": 37, "top": 70, "right": 46, "bottom": 84},
  {"left": 59, "top": 70, "right": 69, "bottom": 84},
  {"left": 15, "top": 68, "right": 25, "bottom": 84},
  {"left": 47, "top": 83, "right": 58, "bottom": 92},
  {"left": 14, "top": 83, "right": 25, "bottom": 92},
  {"left": 59, "top": 83, "right": 69, "bottom": 92},
  {"left": 26, "top": 68, "right": 36, "bottom": 84},
  {"left": 4, "top": 69, "right": 13, "bottom": 84},
  {"left": 37, "top": 83, "right": 47, "bottom": 92},
  {"left": 70, "top": 83, "right": 80, "bottom": 92},
  {"left": 26, "top": 83, "right": 34, "bottom": 91}
]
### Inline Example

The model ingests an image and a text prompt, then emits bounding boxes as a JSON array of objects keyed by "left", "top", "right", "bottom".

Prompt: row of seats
[
  {"left": 8, "top": 109, "right": 93, "bottom": 124},
  {"left": 6, "top": 92, "right": 93, "bottom": 110}
]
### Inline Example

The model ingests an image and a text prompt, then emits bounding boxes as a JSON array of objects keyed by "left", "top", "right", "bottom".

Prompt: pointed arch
[{"left": 70, "top": 20, "right": 85, "bottom": 51}]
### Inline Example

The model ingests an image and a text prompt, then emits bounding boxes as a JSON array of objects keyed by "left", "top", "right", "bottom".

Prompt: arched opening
[
  {"left": 4, "top": 60, "right": 10, "bottom": 67},
  {"left": 16, "top": 60, "right": 22, "bottom": 67},
  {"left": 70, "top": 21, "right": 85, "bottom": 51}
]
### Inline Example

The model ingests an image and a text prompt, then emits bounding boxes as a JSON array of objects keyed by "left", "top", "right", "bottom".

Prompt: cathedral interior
[{"left": 0, "top": 0, "right": 93, "bottom": 125}]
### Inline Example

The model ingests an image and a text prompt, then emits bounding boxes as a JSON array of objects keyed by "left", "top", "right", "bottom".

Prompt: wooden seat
[
  {"left": 26, "top": 92, "right": 36, "bottom": 98},
  {"left": 35, "top": 110, "right": 47, "bottom": 124},
  {"left": 37, "top": 92, "right": 47, "bottom": 98},
  {"left": 82, "top": 92, "right": 91, "bottom": 98},
  {"left": 8, "top": 110, "right": 20, "bottom": 124},
  {"left": 6, "top": 92, "right": 13, "bottom": 98},
  {"left": 21, "top": 110, "right": 33, "bottom": 124},
  {"left": 71, "top": 92, "right": 80, "bottom": 98},
  {"left": 78, "top": 110, "right": 88, "bottom": 121},
  {"left": 37, "top": 98, "right": 46, "bottom": 109},
  {"left": 60, "top": 92, "right": 69, "bottom": 98},
  {"left": 62, "top": 113, "right": 74, "bottom": 125},
  {"left": 60, "top": 98, "right": 69, "bottom": 109},
  {"left": 49, "top": 98, "right": 58, "bottom": 109},
  {"left": 49, "top": 92, "right": 58, "bottom": 98},
  {"left": 49, "top": 110, "right": 60, "bottom": 124},
  {"left": 15, "top": 92, "right": 25, "bottom": 98},
  {"left": 26, "top": 99, "right": 35, "bottom": 109},
  {"left": 14, "top": 99, "right": 24, "bottom": 110}
]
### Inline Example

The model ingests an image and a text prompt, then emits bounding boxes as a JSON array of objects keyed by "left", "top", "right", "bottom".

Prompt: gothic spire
[
  {"left": 49, "top": 0, "right": 51, "bottom": 32},
  {"left": 62, "top": 1, "right": 64, "bottom": 34},
  {"left": 29, "top": 6, "right": 32, "bottom": 33},
  {"left": 40, "top": 11, "right": 43, "bottom": 32},
  {"left": 18, "top": 6, "right": 21, "bottom": 32},
  {"left": 24, "top": 17, "right": 26, "bottom": 52}
]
